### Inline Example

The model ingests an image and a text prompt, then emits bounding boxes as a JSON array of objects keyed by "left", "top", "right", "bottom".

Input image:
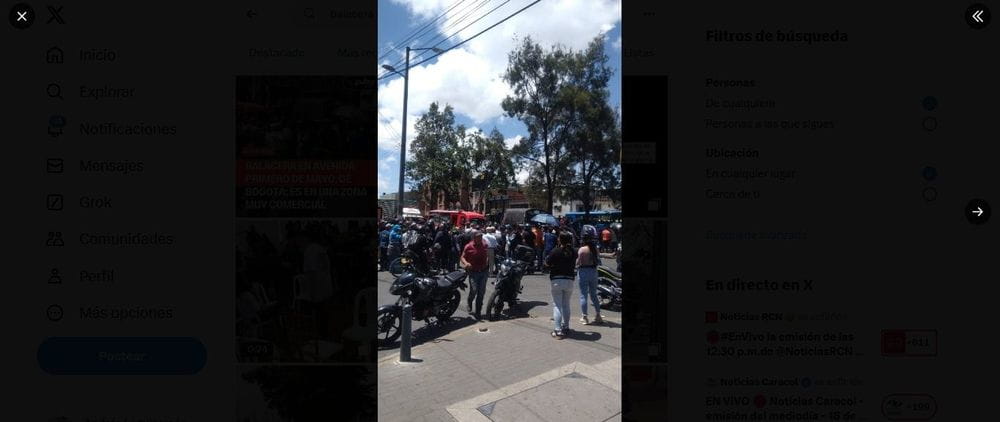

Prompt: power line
[
  {"left": 377, "top": 0, "right": 468, "bottom": 62},
  {"left": 401, "top": 0, "right": 511, "bottom": 70},
  {"left": 378, "top": 0, "right": 488, "bottom": 74},
  {"left": 378, "top": 0, "right": 465, "bottom": 60},
  {"left": 378, "top": 0, "right": 496, "bottom": 79},
  {"left": 377, "top": 110, "right": 402, "bottom": 145},
  {"left": 378, "top": 0, "right": 542, "bottom": 81},
  {"left": 377, "top": 0, "right": 503, "bottom": 79},
  {"left": 418, "top": 0, "right": 494, "bottom": 48}
]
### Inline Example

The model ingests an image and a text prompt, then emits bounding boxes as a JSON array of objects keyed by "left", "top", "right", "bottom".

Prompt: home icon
[{"left": 46, "top": 46, "right": 64, "bottom": 64}]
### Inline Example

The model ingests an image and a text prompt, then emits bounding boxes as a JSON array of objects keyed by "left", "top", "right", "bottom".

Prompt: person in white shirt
[{"left": 483, "top": 227, "right": 499, "bottom": 276}]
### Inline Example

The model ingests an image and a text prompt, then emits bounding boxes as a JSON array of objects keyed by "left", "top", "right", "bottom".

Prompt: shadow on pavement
[
  {"left": 486, "top": 300, "right": 549, "bottom": 321},
  {"left": 516, "top": 300, "right": 548, "bottom": 314},
  {"left": 378, "top": 316, "right": 479, "bottom": 350},
  {"left": 564, "top": 330, "right": 602, "bottom": 342},
  {"left": 592, "top": 320, "right": 622, "bottom": 329}
]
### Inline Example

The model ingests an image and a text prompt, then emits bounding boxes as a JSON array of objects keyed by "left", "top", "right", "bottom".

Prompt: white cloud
[
  {"left": 390, "top": 0, "right": 455, "bottom": 20},
  {"left": 385, "top": 155, "right": 398, "bottom": 164},
  {"left": 379, "top": 0, "right": 621, "bottom": 153},
  {"left": 612, "top": 35, "right": 621, "bottom": 50},
  {"left": 515, "top": 167, "right": 530, "bottom": 184},
  {"left": 504, "top": 135, "right": 522, "bottom": 149},
  {"left": 378, "top": 175, "right": 391, "bottom": 195}
]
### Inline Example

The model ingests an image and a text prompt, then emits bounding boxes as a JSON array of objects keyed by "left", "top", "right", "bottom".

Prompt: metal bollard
[{"left": 400, "top": 304, "right": 412, "bottom": 362}]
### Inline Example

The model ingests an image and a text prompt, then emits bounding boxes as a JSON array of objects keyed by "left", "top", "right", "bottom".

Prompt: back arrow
[
  {"left": 973, "top": 207, "right": 984, "bottom": 217},
  {"left": 974, "top": 10, "right": 984, "bottom": 23}
]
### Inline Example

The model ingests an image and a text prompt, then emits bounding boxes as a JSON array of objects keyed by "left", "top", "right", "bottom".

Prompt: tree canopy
[{"left": 502, "top": 34, "right": 620, "bottom": 214}]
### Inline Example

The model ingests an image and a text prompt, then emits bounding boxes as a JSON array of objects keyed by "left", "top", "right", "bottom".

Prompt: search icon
[{"left": 47, "top": 83, "right": 63, "bottom": 100}]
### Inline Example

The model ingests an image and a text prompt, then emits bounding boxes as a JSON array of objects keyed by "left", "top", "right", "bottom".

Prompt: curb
[{"left": 446, "top": 357, "right": 621, "bottom": 421}]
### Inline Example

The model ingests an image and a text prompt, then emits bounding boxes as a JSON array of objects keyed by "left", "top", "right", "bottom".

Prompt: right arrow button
[{"left": 966, "top": 198, "right": 991, "bottom": 225}]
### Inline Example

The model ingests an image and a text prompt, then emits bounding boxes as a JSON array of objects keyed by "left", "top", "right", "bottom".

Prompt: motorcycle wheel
[
  {"left": 598, "top": 291, "right": 615, "bottom": 310},
  {"left": 389, "top": 258, "right": 403, "bottom": 278},
  {"left": 377, "top": 308, "right": 402, "bottom": 347},
  {"left": 485, "top": 289, "right": 505, "bottom": 320},
  {"left": 436, "top": 290, "right": 461, "bottom": 321}
]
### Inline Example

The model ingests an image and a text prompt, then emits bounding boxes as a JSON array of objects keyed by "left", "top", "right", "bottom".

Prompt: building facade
[
  {"left": 471, "top": 188, "right": 531, "bottom": 215},
  {"left": 550, "top": 195, "right": 616, "bottom": 217}
]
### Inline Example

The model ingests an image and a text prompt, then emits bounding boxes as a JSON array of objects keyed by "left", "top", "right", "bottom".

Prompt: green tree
[
  {"left": 502, "top": 35, "right": 619, "bottom": 215},
  {"left": 521, "top": 165, "right": 550, "bottom": 211},
  {"left": 461, "top": 128, "right": 516, "bottom": 212},
  {"left": 406, "top": 102, "right": 462, "bottom": 211},
  {"left": 502, "top": 36, "right": 577, "bottom": 213},
  {"left": 559, "top": 36, "right": 621, "bottom": 221}
]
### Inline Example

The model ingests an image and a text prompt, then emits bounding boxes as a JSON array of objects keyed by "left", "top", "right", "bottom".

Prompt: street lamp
[{"left": 384, "top": 46, "right": 446, "bottom": 218}]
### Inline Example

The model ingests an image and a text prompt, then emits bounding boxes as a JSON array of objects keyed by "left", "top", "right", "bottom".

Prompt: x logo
[
  {"left": 46, "top": 5, "right": 64, "bottom": 24},
  {"left": 16, "top": 11, "right": 28, "bottom": 21}
]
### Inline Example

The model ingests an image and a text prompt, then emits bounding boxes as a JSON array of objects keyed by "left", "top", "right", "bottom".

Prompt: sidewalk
[{"left": 378, "top": 312, "right": 621, "bottom": 421}]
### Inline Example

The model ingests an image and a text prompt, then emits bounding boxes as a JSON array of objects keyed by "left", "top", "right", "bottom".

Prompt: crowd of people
[{"left": 378, "top": 214, "right": 622, "bottom": 339}]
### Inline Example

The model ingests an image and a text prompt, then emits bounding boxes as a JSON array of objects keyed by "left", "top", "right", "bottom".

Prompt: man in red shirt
[
  {"left": 532, "top": 224, "right": 545, "bottom": 271},
  {"left": 460, "top": 230, "right": 489, "bottom": 320}
]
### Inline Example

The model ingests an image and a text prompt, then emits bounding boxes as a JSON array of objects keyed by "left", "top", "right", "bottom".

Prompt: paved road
[
  {"left": 377, "top": 257, "right": 620, "bottom": 360},
  {"left": 377, "top": 256, "right": 622, "bottom": 422}
]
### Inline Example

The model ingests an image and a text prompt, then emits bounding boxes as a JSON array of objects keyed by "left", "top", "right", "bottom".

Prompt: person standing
[
  {"left": 533, "top": 224, "right": 545, "bottom": 271},
  {"left": 434, "top": 226, "right": 453, "bottom": 271},
  {"left": 520, "top": 225, "right": 535, "bottom": 269},
  {"left": 543, "top": 226, "right": 556, "bottom": 273},
  {"left": 460, "top": 230, "right": 489, "bottom": 320},
  {"left": 601, "top": 227, "right": 613, "bottom": 253},
  {"left": 406, "top": 226, "right": 434, "bottom": 275},
  {"left": 495, "top": 225, "right": 507, "bottom": 271},
  {"left": 506, "top": 224, "right": 522, "bottom": 252},
  {"left": 545, "top": 231, "right": 577, "bottom": 339},
  {"left": 483, "top": 227, "right": 498, "bottom": 276},
  {"left": 387, "top": 224, "right": 403, "bottom": 265},
  {"left": 451, "top": 228, "right": 462, "bottom": 272},
  {"left": 577, "top": 226, "right": 603, "bottom": 325},
  {"left": 378, "top": 224, "right": 390, "bottom": 271}
]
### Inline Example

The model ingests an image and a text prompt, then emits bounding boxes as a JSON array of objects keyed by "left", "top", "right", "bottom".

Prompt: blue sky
[{"left": 377, "top": 0, "right": 622, "bottom": 196}]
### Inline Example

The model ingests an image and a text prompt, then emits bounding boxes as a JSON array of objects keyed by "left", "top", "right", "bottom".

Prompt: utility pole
[
  {"left": 383, "top": 46, "right": 442, "bottom": 219},
  {"left": 396, "top": 46, "right": 410, "bottom": 218}
]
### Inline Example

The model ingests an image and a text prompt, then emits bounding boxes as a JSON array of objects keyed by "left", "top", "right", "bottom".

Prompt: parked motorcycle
[
  {"left": 376, "top": 269, "right": 468, "bottom": 347},
  {"left": 596, "top": 265, "right": 622, "bottom": 310},
  {"left": 485, "top": 244, "right": 535, "bottom": 320},
  {"left": 598, "top": 265, "right": 621, "bottom": 284}
]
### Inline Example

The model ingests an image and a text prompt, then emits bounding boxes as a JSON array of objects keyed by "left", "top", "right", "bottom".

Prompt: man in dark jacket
[
  {"left": 494, "top": 226, "right": 507, "bottom": 273},
  {"left": 405, "top": 226, "right": 434, "bottom": 275},
  {"left": 434, "top": 226, "right": 453, "bottom": 271}
]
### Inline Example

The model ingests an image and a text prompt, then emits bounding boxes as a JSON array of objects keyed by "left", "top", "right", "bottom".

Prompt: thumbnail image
[
  {"left": 235, "top": 219, "right": 376, "bottom": 363},
  {"left": 236, "top": 75, "right": 376, "bottom": 218}
]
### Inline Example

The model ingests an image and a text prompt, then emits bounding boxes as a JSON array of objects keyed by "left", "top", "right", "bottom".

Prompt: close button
[{"left": 38, "top": 337, "right": 207, "bottom": 375}]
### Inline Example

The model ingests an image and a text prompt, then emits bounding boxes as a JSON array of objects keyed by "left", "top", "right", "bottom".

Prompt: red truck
[{"left": 428, "top": 210, "right": 486, "bottom": 229}]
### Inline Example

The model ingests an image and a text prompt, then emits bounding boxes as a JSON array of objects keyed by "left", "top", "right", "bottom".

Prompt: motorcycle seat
[
  {"left": 435, "top": 277, "right": 452, "bottom": 288},
  {"left": 444, "top": 271, "right": 467, "bottom": 284}
]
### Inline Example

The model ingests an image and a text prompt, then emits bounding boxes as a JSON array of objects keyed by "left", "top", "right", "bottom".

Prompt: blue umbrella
[{"left": 530, "top": 213, "right": 558, "bottom": 226}]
